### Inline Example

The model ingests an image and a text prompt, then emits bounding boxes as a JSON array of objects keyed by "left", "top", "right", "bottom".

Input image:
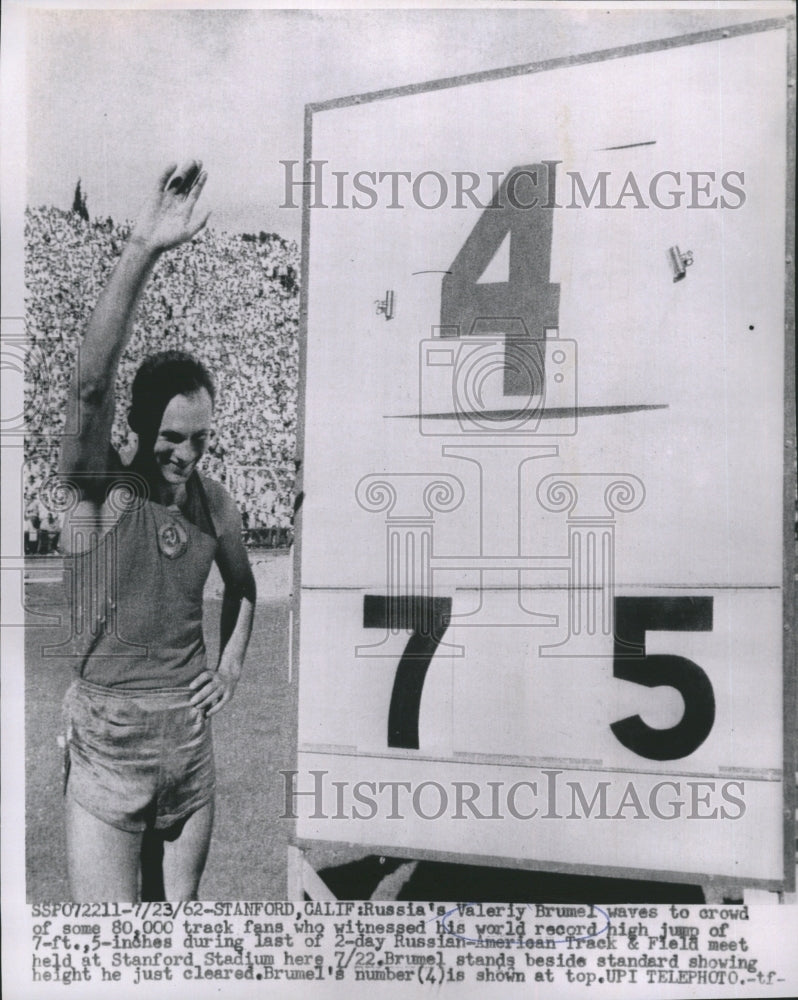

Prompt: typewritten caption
[{"left": 26, "top": 901, "right": 789, "bottom": 990}]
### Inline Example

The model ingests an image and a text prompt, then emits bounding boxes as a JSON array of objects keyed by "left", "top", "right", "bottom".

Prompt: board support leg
[{"left": 287, "top": 845, "right": 337, "bottom": 900}]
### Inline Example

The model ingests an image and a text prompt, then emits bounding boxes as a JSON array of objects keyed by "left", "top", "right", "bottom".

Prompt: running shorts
[{"left": 63, "top": 677, "right": 215, "bottom": 833}]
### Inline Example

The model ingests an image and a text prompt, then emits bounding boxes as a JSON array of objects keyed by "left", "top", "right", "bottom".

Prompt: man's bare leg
[
  {"left": 65, "top": 792, "right": 141, "bottom": 902},
  {"left": 161, "top": 800, "right": 214, "bottom": 901}
]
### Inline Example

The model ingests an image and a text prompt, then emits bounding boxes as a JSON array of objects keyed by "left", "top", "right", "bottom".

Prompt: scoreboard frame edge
[{"left": 291, "top": 15, "right": 797, "bottom": 894}]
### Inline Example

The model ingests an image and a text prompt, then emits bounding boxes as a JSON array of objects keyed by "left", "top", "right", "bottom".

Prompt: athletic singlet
[{"left": 64, "top": 451, "right": 219, "bottom": 689}]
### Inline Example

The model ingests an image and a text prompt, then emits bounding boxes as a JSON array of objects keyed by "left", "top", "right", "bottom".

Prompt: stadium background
[{"left": 23, "top": 203, "right": 299, "bottom": 547}]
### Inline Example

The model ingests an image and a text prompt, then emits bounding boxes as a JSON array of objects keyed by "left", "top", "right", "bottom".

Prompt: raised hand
[{"left": 130, "top": 160, "right": 210, "bottom": 255}]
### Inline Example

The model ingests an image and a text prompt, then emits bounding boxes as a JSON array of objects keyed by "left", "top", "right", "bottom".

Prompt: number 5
[{"left": 612, "top": 597, "right": 715, "bottom": 761}]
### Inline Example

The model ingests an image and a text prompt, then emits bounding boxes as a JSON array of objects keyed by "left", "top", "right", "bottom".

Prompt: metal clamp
[
  {"left": 375, "top": 290, "right": 395, "bottom": 320},
  {"left": 669, "top": 246, "right": 694, "bottom": 282}
]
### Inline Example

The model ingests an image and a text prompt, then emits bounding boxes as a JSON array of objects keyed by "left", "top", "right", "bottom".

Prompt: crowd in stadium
[{"left": 24, "top": 205, "right": 299, "bottom": 549}]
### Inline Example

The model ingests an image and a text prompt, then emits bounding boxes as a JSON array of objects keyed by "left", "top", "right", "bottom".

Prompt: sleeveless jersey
[{"left": 64, "top": 453, "right": 219, "bottom": 689}]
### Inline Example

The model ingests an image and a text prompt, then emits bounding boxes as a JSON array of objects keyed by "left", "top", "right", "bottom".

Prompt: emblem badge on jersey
[{"left": 158, "top": 518, "right": 188, "bottom": 559}]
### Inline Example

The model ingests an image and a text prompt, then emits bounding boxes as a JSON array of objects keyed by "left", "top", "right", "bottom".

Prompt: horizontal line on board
[
  {"left": 297, "top": 747, "right": 782, "bottom": 782},
  {"left": 599, "top": 140, "right": 658, "bottom": 150},
  {"left": 386, "top": 404, "right": 669, "bottom": 421},
  {"left": 450, "top": 756, "right": 785, "bottom": 782},
  {"left": 299, "top": 585, "right": 782, "bottom": 592},
  {"left": 299, "top": 743, "right": 358, "bottom": 755},
  {"left": 455, "top": 752, "right": 603, "bottom": 767},
  {"left": 717, "top": 768, "right": 784, "bottom": 781},
  {"left": 452, "top": 585, "right": 782, "bottom": 592},
  {"left": 453, "top": 755, "right": 783, "bottom": 782}
]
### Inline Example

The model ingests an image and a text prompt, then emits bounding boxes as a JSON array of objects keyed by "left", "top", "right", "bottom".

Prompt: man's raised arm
[{"left": 59, "top": 161, "right": 209, "bottom": 484}]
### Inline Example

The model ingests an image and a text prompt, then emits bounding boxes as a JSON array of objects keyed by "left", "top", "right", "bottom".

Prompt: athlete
[{"left": 58, "top": 161, "right": 256, "bottom": 901}]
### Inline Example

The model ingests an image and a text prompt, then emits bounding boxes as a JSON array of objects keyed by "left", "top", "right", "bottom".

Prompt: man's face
[{"left": 152, "top": 389, "right": 213, "bottom": 486}]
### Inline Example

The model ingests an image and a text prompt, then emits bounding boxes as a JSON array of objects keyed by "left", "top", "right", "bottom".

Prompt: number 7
[{"left": 362, "top": 595, "right": 452, "bottom": 749}]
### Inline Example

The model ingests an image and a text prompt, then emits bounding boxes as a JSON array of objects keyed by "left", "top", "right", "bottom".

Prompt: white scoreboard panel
[{"left": 294, "top": 22, "right": 794, "bottom": 888}]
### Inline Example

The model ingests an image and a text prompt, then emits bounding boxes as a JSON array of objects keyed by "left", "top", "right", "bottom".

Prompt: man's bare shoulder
[{"left": 197, "top": 473, "right": 241, "bottom": 534}]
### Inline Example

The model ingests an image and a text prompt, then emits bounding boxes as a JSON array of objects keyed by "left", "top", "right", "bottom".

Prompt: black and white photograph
[{"left": 1, "top": 1, "right": 796, "bottom": 997}]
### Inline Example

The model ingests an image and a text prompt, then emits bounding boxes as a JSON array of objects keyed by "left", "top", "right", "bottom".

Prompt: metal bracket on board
[
  {"left": 375, "top": 290, "right": 395, "bottom": 320},
  {"left": 669, "top": 245, "right": 694, "bottom": 282}
]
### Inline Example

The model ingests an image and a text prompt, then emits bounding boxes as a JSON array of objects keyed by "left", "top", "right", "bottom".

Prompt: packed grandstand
[{"left": 23, "top": 205, "right": 299, "bottom": 549}]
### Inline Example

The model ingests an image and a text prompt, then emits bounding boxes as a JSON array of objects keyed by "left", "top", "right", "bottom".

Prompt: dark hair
[{"left": 128, "top": 350, "right": 215, "bottom": 441}]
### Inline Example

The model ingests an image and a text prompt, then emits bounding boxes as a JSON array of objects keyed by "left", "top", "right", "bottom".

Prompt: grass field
[{"left": 24, "top": 557, "right": 296, "bottom": 902}]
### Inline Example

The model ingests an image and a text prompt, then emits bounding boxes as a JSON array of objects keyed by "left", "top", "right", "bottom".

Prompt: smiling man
[{"left": 58, "top": 161, "right": 256, "bottom": 902}]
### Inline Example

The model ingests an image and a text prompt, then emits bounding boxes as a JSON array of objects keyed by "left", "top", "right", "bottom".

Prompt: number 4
[{"left": 441, "top": 162, "right": 560, "bottom": 396}]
